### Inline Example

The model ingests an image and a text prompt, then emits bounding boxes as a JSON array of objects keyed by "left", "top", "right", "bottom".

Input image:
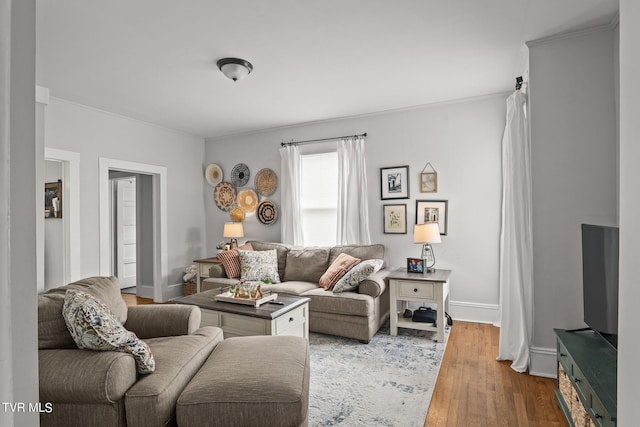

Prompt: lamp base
[{"left": 425, "top": 267, "right": 436, "bottom": 273}]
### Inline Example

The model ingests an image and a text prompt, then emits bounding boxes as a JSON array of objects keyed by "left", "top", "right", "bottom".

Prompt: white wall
[
  {"left": 206, "top": 95, "right": 506, "bottom": 322},
  {"left": 527, "top": 27, "right": 617, "bottom": 373},
  {"left": 618, "top": 1, "right": 640, "bottom": 424},
  {"left": 44, "top": 98, "right": 207, "bottom": 291},
  {"left": 0, "top": 0, "right": 39, "bottom": 425}
]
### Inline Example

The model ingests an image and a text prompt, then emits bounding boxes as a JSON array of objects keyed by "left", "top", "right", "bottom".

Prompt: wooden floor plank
[{"left": 123, "top": 295, "right": 565, "bottom": 426}]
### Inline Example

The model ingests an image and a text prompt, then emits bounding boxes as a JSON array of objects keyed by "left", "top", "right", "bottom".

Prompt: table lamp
[
  {"left": 414, "top": 222, "right": 441, "bottom": 273},
  {"left": 223, "top": 222, "right": 244, "bottom": 250}
]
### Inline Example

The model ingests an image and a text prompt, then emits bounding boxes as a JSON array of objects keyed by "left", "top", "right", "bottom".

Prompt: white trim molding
[
  {"left": 99, "top": 158, "right": 168, "bottom": 302},
  {"left": 529, "top": 346, "right": 557, "bottom": 378},
  {"left": 449, "top": 300, "right": 500, "bottom": 325}
]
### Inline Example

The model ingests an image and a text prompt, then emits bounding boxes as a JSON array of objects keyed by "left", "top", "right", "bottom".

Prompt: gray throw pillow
[
  {"left": 332, "top": 259, "right": 384, "bottom": 293},
  {"left": 238, "top": 249, "right": 281, "bottom": 283}
]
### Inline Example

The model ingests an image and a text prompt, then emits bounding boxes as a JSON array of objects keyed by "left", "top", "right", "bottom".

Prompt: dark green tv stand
[{"left": 554, "top": 329, "right": 617, "bottom": 427}]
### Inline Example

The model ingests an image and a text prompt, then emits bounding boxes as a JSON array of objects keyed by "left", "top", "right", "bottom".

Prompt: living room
[{"left": 4, "top": 1, "right": 640, "bottom": 426}]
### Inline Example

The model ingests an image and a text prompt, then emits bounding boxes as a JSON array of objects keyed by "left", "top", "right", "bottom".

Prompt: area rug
[{"left": 308, "top": 321, "right": 449, "bottom": 426}]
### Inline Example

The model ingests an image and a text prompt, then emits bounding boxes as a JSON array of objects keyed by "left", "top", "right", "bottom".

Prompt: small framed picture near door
[
  {"left": 416, "top": 200, "right": 447, "bottom": 235},
  {"left": 380, "top": 165, "right": 409, "bottom": 199},
  {"left": 44, "top": 180, "right": 62, "bottom": 219},
  {"left": 383, "top": 204, "right": 407, "bottom": 234}
]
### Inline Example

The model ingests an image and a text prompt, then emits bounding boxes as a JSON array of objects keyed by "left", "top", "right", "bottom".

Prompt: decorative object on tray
[
  {"left": 231, "top": 163, "right": 250, "bottom": 187},
  {"left": 205, "top": 164, "right": 223, "bottom": 187},
  {"left": 380, "top": 165, "right": 410, "bottom": 200},
  {"left": 229, "top": 204, "right": 245, "bottom": 222},
  {"left": 237, "top": 188, "right": 259, "bottom": 214},
  {"left": 383, "top": 204, "right": 407, "bottom": 234},
  {"left": 254, "top": 168, "right": 278, "bottom": 196},
  {"left": 214, "top": 284, "right": 278, "bottom": 307},
  {"left": 214, "top": 181, "right": 237, "bottom": 211},
  {"left": 257, "top": 200, "right": 278, "bottom": 225},
  {"left": 420, "top": 162, "right": 438, "bottom": 193},
  {"left": 415, "top": 200, "right": 448, "bottom": 235}
]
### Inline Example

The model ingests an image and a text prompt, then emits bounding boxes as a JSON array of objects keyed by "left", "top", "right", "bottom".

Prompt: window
[{"left": 300, "top": 152, "right": 338, "bottom": 246}]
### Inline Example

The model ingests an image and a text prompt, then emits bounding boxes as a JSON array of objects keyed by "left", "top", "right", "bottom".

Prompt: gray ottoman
[{"left": 176, "top": 335, "right": 309, "bottom": 427}]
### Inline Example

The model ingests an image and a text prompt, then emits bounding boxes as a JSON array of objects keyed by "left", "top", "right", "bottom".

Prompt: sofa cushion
[
  {"left": 329, "top": 244, "right": 386, "bottom": 266},
  {"left": 63, "top": 290, "right": 155, "bottom": 374},
  {"left": 319, "top": 253, "right": 361, "bottom": 290},
  {"left": 125, "top": 326, "right": 224, "bottom": 427},
  {"left": 239, "top": 249, "right": 281, "bottom": 283},
  {"left": 284, "top": 247, "right": 330, "bottom": 283},
  {"left": 216, "top": 243, "right": 253, "bottom": 279},
  {"left": 247, "top": 241, "right": 290, "bottom": 280},
  {"left": 301, "top": 288, "right": 374, "bottom": 317},
  {"left": 39, "top": 276, "right": 128, "bottom": 350},
  {"left": 333, "top": 259, "right": 384, "bottom": 293},
  {"left": 261, "top": 281, "right": 319, "bottom": 296}
]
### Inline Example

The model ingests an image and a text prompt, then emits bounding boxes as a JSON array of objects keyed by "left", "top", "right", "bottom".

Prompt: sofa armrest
[
  {"left": 208, "top": 263, "right": 227, "bottom": 278},
  {"left": 39, "top": 349, "right": 136, "bottom": 403},
  {"left": 358, "top": 269, "right": 389, "bottom": 298},
  {"left": 125, "top": 305, "right": 201, "bottom": 339}
]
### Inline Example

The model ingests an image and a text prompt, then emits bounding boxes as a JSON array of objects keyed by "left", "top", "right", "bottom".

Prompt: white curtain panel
[
  {"left": 336, "top": 137, "right": 371, "bottom": 245},
  {"left": 279, "top": 145, "right": 304, "bottom": 245},
  {"left": 497, "top": 90, "right": 533, "bottom": 373}
]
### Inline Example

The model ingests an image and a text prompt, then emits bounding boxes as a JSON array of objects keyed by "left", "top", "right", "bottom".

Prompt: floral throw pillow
[
  {"left": 62, "top": 289, "right": 155, "bottom": 374},
  {"left": 238, "top": 249, "right": 281, "bottom": 283},
  {"left": 332, "top": 259, "right": 384, "bottom": 293}
]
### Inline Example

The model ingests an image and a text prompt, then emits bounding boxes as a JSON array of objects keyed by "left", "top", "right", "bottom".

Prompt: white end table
[{"left": 388, "top": 268, "right": 451, "bottom": 342}]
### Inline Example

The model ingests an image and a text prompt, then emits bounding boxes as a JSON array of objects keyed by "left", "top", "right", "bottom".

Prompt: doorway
[{"left": 99, "top": 158, "right": 168, "bottom": 302}]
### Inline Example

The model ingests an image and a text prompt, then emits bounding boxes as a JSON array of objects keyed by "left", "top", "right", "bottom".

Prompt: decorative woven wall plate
[
  {"left": 254, "top": 168, "right": 278, "bottom": 196},
  {"left": 231, "top": 163, "right": 250, "bottom": 187},
  {"left": 257, "top": 200, "right": 278, "bottom": 225},
  {"left": 205, "top": 164, "right": 223, "bottom": 187},
  {"left": 229, "top": 204, "right": 245, "bottom": 222},
  {"left": 237, "top": 189, "right": 258, "bottom": 214},
  {"left": 213, "top": 181, "right": 236, "bottom": 211}
]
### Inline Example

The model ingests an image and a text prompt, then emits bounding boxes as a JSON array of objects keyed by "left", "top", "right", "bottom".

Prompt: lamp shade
[
  {"left": 414, "top": 223, "right": 441, "bottom": 244},
  {"left": 223, "top": 222, "right": 244, "bottom": 238}
]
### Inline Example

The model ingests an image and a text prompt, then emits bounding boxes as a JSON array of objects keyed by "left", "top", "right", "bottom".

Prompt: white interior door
[{"left": 116, "top": 178, "right": 137, "bottom": 288}]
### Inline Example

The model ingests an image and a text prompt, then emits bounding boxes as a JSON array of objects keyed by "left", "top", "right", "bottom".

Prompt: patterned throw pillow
[
  {"left": 332, "top": 259, "right": 384, "bottom": 293},
  {"left": 319, "top": 253, "right": 361, "bottom": 290},
  {"left": 62, "top": 290, "right": 155, "bottom": 374},
  {"left": 217, "top": 243, "right": 254, "bottom": 278},
  {"left": 238, "top": 249, "right": 281, "bottom": 283}
]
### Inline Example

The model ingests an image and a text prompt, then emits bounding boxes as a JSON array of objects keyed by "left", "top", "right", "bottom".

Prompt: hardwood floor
[
  {"left": 122, "top": 294, "right": 566, "bottom": 426},
  {"left": 424, "top": 321, "right": 566, "bottom": 427}
]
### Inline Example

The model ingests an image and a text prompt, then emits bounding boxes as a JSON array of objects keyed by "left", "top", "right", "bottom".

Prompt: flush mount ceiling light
[{"left": 216, "top": 58, "right": 253, "bottom": 82}]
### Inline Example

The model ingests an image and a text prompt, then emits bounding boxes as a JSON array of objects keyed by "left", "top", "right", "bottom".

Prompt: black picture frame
[
  {"left": 383, "top": 204, "right": 407, "bottom": 234},
  {"left": 44, "top": 180, "right": 62, "bottom": 219},
  {"left": 407, "top": 258, "right": 424, "bottom": 274},
  {"left": 415, "top": 199, "right": 448, "bottom": 235},
  {"left": 380, "top": 165, "right": 410, "bottom": 200}
]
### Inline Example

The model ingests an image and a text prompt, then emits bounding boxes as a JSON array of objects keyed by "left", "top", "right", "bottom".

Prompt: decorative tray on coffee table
[{"left": 213, "top": 284, "right": 278, "bottom": 307}]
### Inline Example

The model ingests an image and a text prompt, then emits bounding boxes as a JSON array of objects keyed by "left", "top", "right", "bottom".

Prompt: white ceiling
[{"left": 36, "top": 0, "right": 618, "bottom": 139}]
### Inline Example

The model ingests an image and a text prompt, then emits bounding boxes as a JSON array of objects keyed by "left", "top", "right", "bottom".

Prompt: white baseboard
[
  {"left": 529, "top": 346, "right": 557, "bottom": 378},
  {"left": 449, "top": 300, "right": 500, "bottom": 325},
  {"left": 136, "top": 285, "right": 154, "bottom": 299},
  {"left": 164, "top": 282, "right": 184, "bottom": 301}
]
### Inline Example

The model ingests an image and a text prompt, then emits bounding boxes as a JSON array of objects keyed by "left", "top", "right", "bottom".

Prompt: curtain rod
[{"left": 280, "top": 132, "right": 367, "bottom": 147}]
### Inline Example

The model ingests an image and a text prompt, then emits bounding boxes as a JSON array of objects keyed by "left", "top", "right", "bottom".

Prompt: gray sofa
[
  {"left": 38, "top": 276, "right": 309, "bottom": 427},
  {"left": 202, "top": 242, "right": 390, "bottom": 343}
]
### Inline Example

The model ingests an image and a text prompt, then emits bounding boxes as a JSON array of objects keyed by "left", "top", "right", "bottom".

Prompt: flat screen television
[{"left": 581, "top": 224, "right": 619, "bottom": 348}]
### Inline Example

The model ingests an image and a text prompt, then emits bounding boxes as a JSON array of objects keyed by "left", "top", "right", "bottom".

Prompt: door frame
[
  {"left": 99, "top": 158, "right": 168, "bottom": 302},
  {"left": 44, "top": 148, "right": 81, "bottom": 285}
]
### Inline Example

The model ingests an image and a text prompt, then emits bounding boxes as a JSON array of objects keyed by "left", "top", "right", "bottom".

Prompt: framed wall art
[
  {"left": 420, "top": 162, "right": 438, "bottom": 193},
  {"left": 415, "top": 199, "right": 448, "bottom": 235},
  {"left": 407, "top": 258, "right": 424, "bottom": 273},
  {"left": 380, "top": 165, "right": 409, "bottom": 200},
  {"left": 44, "top": 180, "right": 62, "bottom": 219},
  {"left": 383, "top": 204, "right": 407, "bottom": 234}
]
